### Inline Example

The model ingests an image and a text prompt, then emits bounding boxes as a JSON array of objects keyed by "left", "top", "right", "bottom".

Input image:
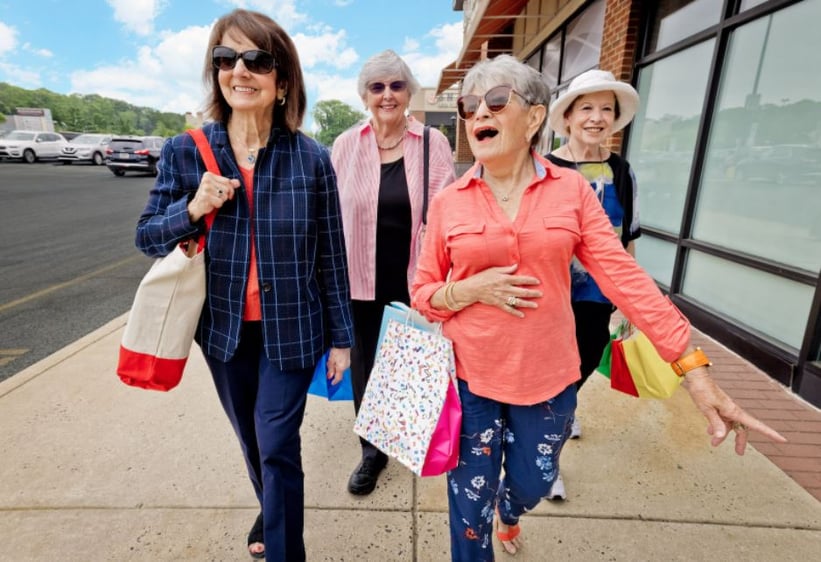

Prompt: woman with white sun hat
[{"left": 546, "top": 69, "right": 642, "bottom": 495}]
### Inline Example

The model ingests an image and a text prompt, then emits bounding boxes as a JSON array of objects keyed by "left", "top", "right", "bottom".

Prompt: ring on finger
[
  {"left": 506, "top": 296, "right": 518, "bottom": 307},
  {"left": 732, "top": 421, "right": 748, "bottom": 433}
]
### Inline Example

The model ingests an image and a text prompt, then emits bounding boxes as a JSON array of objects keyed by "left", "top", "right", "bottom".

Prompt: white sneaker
[
  {"left": 547, "top": 473, "right": 566, "bottom": 501},
  {"left": 570, "top": 416, "right": 582, "bottom": 439}
]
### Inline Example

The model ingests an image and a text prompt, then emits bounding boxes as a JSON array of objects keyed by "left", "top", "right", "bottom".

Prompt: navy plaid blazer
[{"left": 135, "top": 122, "right": 354, "bottom": 368}]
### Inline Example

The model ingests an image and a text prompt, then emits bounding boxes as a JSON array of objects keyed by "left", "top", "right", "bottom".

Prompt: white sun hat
[{"left": 547, "top": 69, "right": 640, "bottom": 137}]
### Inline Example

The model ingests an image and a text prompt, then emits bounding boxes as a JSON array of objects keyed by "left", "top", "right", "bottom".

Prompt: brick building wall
[{"left": 599, "top": 0, "right": 643, "bottom": 154}]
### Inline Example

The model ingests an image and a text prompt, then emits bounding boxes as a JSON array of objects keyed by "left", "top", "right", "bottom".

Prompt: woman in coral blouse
[{"left": 411, "top": 55, "right": 785, "bottom": 561}]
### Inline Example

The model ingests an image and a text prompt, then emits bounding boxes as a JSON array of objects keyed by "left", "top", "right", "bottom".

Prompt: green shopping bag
[{"left": 596, "top": 320, "right": 629, "bottom": 378}]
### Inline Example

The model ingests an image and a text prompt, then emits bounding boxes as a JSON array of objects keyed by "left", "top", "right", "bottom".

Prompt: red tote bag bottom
[{"left": 117, "top": 346, "right": 187, "bottom": 391}]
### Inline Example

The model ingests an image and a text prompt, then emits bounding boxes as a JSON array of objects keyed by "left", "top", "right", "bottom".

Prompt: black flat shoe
[
  {"left": 347, "top": 456, "right": 387, "bottom": 495},
  {"left": 247, "top": 512, "right": 264, "bottom": 559}
]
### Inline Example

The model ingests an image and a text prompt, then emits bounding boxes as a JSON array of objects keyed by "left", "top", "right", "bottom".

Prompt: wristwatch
[{"left": 670, "top": 347, "right": 712, "bottom": 377}]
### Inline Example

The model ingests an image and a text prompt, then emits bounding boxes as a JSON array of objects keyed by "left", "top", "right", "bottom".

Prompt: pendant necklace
[{"left": 247, "top": 147, "right": 258, "bottom": 164}]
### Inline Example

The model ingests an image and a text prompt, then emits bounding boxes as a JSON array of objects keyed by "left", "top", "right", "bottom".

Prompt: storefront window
[
  {"left": 693, "top": 0, "right": 821, "bottom": 273},
  {"left": 626, "top": 40, "right": 714, "bottom": 235},
  {"left": 560, "top": 0, "right": 605, "bottom": 81},
  {"left": 635, "top": 237, "right": 676, "bottom": 288},
  {"left": 541, "top": 35, "right": 561, "bottom": 89},
  {"left": 682, "top": 251, "right": 814, "bottom": 350},
  {"left": 647, "top": 0, "right": 722, "bottom": 52},
  {"left": 741, "top": 0, "right": 768, "bottom": 10}
]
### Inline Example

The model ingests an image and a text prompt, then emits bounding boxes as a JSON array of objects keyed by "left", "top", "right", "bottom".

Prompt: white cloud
[
  {"left": 22, "top": 43, "right": 53, "bottom": 58},
  {"left": 106, "top": 0, "right": 165, "bottom": 36},
  {"left": 292, "top": 28, "right": 358, "bottom": 69},
  {"left": 400, "top": 22, "right": 463, "bottom": 88},
  {"left": 69, "top": 24, "right": 211, "bottom": 114},
  {"left": 232, "top": 0, "right": 307, "bottom": 30},
  {"left": 0, "top": 21, "right": 18, "bottom": 54},
  {"left": 0, "top": 61, "right": 41, "bottom": 88}
]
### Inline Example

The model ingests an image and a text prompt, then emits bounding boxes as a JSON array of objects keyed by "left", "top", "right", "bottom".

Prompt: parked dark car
[
  {"left": 105, "top": 136, "right": 164, "bottom": 176},
  {"left": 734, "top": 144, "right": 821, "bottom": 185}
]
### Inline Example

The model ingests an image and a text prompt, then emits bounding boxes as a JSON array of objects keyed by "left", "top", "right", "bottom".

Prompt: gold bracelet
[{"left": 443, "top": 282, "right": 464, "bottom": 312}]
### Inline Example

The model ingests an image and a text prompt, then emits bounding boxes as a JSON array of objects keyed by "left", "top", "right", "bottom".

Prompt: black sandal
[{"left": 247, "top": 512, "right": 264, "bottom": 559}]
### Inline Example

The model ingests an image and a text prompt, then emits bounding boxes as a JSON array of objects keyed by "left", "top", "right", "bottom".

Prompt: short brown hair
[{"left": 202, "top": 9, "right": 306, "bottom": 132}]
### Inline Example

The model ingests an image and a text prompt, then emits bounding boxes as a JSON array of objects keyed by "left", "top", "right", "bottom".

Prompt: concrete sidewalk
[{"left": 0, "top": 315, "right": 820, "bottom": 561}]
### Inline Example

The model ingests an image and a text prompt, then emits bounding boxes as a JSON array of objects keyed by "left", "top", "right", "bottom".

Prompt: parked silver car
[
  {"left": 0, "top": 130, "right": 68, "bottom": 163},
  {"left": 59, "top": 134, "right": 112, "bottom": 166}
]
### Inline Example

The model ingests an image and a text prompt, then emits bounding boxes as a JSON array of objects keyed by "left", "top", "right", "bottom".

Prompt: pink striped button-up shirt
[{"left": 332, "top": 117, "right": 456, "bottom": 300}]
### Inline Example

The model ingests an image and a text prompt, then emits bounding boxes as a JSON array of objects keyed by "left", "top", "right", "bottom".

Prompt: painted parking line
[
  {"left": 0, "top": 255, "right": 143, "bottom": 314},
  {"left": 0, "top": 349, "right": 28, "bottom": 367}
]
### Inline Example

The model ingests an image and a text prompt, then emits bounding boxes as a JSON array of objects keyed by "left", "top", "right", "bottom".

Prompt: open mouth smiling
[{"left": 474, "top": 127, "right": 498, "bottom": 141}]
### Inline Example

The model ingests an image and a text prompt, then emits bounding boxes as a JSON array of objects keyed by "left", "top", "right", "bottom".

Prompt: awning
[{"left": 436, "top": 0, "right": 530, "bottom": 94}]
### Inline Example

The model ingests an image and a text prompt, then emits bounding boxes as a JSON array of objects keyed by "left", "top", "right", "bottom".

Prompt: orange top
[
  {"left": 411, "top": 154, "right": 690, "bottom": 405},
  {"left": 240, "top": 166, "right": 261, "bottom": 321}
]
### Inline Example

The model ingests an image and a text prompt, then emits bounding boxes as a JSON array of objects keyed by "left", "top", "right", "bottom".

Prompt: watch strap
[{"left": 670, "top": 347, "right": 712, "bottom": 377}]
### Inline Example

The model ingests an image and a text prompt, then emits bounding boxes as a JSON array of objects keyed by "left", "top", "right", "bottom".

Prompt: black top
[{"left": 375, "top": 157, "right": 412, "bottom": 302}]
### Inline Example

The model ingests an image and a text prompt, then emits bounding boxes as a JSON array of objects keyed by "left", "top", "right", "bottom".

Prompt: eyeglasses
[
  {"left": 367, "top": 81, "right": 408, "bottom": 95},
  {"left": 457, "top": 85, "right": 535, "bottom": 120},
  {"left": 212, "top": 46, "right": 276, "bottom": 74}
]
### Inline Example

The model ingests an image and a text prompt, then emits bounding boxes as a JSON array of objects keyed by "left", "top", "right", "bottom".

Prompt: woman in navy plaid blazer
[{"left": 135, "top": 9, "right": 354, "bottom": 561}]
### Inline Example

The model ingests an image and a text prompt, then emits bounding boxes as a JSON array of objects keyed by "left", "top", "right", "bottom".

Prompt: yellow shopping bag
[{"left": 620, "top": 329, "right": 682, "bottom": 399}]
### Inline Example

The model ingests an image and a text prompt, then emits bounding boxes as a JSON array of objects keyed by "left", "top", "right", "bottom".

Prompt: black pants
[
  {"left": 572, "top": 300, "right": 614, "bottom": 390},
  {"left": 351, "top": 294, "right": 409, "bottom": 462}
]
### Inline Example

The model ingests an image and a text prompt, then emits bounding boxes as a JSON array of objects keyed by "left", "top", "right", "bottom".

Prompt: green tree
[
  {"left": 0, "top": 82, "right": 186, "bottom": 136},
  {"left": 312, "top": 99, "right": 365, "bottom": 147}
]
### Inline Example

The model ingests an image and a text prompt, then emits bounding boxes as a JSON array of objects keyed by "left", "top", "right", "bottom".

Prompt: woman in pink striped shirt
[
  {"left": 331, "top": 50, "right": 455, "bottom": 496},
  {"left": 411, "top": 55, "right": 785, "bottom": 561}
]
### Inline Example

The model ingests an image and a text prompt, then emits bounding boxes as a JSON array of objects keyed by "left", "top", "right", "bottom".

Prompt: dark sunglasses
[
  {"left": 457, "top": 85, "right": 535, "bottom": 120},
  {"left": 212, "top": 46, "right": 276, "bottom": 74},
  {"left": 367, "top": 80, "right": 408, "bottom": 95}
]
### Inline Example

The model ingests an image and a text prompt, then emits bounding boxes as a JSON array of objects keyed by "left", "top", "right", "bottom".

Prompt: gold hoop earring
[{"left": 278, "top": 95, "right": 286, "bottom": 106}]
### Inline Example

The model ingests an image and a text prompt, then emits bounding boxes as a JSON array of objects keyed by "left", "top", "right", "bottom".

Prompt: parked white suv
[
  {"left": 59, "top": 133, "right": 112, "bottom": 165},
  {"left": 0, "top": 130, "right": 68, "bottom": 163}
]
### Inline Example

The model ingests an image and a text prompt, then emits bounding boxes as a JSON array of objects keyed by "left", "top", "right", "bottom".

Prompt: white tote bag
[{"left": 117, "top": 128, "right": 217, "bottom": 391}]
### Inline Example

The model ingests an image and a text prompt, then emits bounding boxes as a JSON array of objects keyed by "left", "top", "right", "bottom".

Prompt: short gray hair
[
  {"left": 462, "top": 55, "right": 550, "bottom": 147},
  {"left": 357, "top": 49, "right": 421, "bottom": 100}
]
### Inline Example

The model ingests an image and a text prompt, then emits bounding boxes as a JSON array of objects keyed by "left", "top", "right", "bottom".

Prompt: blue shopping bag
[
  {"left": 376, "top": 301, "right": 439, "bottom": 350},
  {"left": 308, "top": 349, "right": 353, "bottom": 401}
]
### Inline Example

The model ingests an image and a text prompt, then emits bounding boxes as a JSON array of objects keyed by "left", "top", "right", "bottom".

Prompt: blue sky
[{"left": 0, "top": 0, "right": 463, "bottom": 129}]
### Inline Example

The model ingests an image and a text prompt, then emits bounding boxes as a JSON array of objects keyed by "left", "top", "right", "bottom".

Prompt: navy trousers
[
  {"left": 447, "top": 379, "right": 576, "bottom": 561},
  {"left": 204, "top": 322, "right": 313, "bottom": 562}
]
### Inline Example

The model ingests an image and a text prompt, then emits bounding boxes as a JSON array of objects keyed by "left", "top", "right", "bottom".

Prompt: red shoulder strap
[{"left": 185, "top": 128, "right": 219, "bottom": 246}]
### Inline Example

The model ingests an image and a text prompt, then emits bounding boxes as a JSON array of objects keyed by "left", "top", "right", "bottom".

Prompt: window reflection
[
  {"left": 693, "top": 1, "right": 821, "bottom": 273},
  {"left": 682, "top": 251, "right": 814, "bottom": 350},
  {"left": 560, "top": 0, "right": 605, "bottom": 81},
  {"left": 635, "top": 237, "right": 676, "bottom": 287},
  {"left": 741, "top": 0, "right": 768, "bottom": 10},
  {"left": 626, "top": 40, "right": 714, "bottom": 234},
  {"left": 541, "top": 35, "right": 561, "bottom": 88},
  {"left": 647, "top": 0, "right": 722, "bottom": 52}
]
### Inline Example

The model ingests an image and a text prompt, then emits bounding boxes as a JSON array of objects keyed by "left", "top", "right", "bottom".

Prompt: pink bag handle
[{"left": 185, "top": 128, "right": 220, "bottom": 252}]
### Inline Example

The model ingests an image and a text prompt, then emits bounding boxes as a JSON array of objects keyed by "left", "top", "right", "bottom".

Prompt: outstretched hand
[{"left": 682, "top": 368, "right": 787, "bottom": 455}]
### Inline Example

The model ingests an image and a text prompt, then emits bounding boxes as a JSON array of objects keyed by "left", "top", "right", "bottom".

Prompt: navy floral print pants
[{"left": 447, "top": 379, "right": 576, "bottom": 561}]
